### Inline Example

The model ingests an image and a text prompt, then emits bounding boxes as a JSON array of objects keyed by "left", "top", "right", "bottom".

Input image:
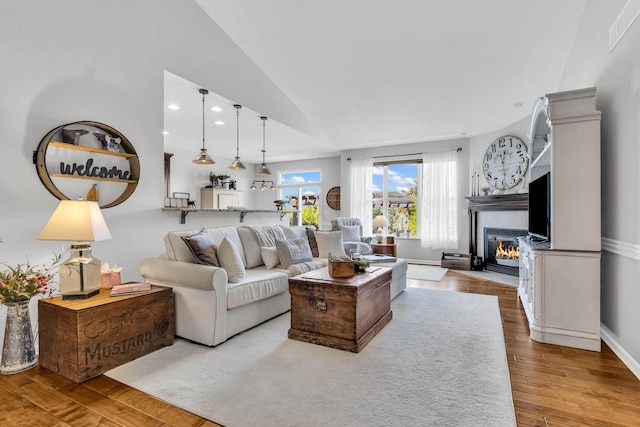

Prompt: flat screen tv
[{"left": 528, "top": 172, "right": 551, "bottom": 241}]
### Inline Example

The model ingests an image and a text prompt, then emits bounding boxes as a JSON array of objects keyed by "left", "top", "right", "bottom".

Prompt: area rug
[
  {"left": 106, "top": 288, "right": 516, "bottom": 427},
  {"left": 406, "top": 264, "right": 449, "bottom": 281}
]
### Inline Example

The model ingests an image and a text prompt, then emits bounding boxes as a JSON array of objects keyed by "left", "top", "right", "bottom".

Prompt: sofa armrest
[
  {"left": 140, "top": 258, "right": 227, "bottom": 292},
  {"left": 360, "top": 236, "right": 373, "bottom": 245},
  {"left": 139, "top": 258, "right": 229, "bottom": 346},
  {"left": 344, "top": 241, "right": 373, "bottom": 255}
]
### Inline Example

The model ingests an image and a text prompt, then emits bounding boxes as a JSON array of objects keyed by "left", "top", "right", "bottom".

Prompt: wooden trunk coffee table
[{"left": 288, "top": 266, "right": 392, "bottom": 353}]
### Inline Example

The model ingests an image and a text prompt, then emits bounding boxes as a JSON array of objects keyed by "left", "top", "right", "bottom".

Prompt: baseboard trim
[
  {"left": 601, "top": 324, "right": 640, "bottom": 381},
  {"left": 601, "top": 237, "right": 640, "bottom": 261}
]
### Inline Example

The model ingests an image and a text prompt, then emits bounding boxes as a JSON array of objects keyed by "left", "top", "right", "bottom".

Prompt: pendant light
[
  {"left": 255, "top": 116, "right": 272, "bottom": 176},
  {"left": 193, "top": 89, "right": 215, "bottom": 164},
  {"left": 228, "top": 104, "right": 246, "bottom": 170}
]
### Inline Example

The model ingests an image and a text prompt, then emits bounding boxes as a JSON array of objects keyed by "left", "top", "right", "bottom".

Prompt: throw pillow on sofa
[
  {"left": 338, "top": 225, "right": 361, "bottom": 242},
  {"left": 314, "top": 230, "right": 348, "bottom": 258},
  {"left": 305, "top": 228, "right": 319, "bottom": 257},
  {"left": 275, "top": 238, "right": 313, "bottom": 267},
  {"left": 261, "top": 247, "right": 280, "bottom": 269},
  {"left": 217, "top": 237, "right": 246, "bottom": 283},
  {"left": 181, "top": 228, "right": 219, "bottom": 266}
]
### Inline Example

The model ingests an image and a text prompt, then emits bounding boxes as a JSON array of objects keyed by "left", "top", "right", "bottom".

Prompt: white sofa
[{"left": 139, "top": 224, "right": 407, "bottom": 347}]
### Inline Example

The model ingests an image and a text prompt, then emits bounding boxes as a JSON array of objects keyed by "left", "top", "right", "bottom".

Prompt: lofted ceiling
[{"left": 164, "top": 0, "right": 587, "bottom": 164}]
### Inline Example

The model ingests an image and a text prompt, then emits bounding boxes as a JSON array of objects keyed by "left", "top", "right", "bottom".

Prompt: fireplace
[{"left": 483, "top": 227, "right": 527, "bottom": 276}]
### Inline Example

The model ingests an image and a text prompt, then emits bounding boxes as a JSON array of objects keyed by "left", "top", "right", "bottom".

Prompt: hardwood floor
[
  {"left": 0, "top": 271, "right": 638, "bottom": 426},
  {"left": 410, "top": 271, "right": 640, "bottom": 427}
]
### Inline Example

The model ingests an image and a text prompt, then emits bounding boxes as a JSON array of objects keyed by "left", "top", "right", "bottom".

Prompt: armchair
[{"left": 331, "top": 217, "right": 373, "bottom": 255}]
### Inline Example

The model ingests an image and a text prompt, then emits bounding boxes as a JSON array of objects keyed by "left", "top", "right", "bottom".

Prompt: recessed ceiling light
[
  {"left": 214, "top": 120, "right": 225, "bottom": 126},
  {"left": 512, "top": 102, "right": 524, "bottom": 109},
  {"left": 211, "top": 106, "right": 223, "bottom": 112},
  {"left": 162, "top": 130, "right": 169, "bottom": 135},
  {"left": 167, "top": 104, "right": 180, "bottom": 110}
]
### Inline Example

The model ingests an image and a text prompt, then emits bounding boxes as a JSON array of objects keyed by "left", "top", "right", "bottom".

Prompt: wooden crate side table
[
  {"left": 288, "top": 267, "right": 392, "bottom": 353},
  {"left": 38, "top": 286, "right": 174, "bottom": 383},
  {"left": 372, "top": 242, "right": 397, "bottom": 257}
]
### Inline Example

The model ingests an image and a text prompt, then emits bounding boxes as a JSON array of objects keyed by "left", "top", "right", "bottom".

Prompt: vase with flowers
[{"left": 0, "top": 254, "right": 60, "bottom": 374}]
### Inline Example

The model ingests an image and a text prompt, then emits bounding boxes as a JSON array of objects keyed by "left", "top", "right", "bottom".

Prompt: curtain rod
[{"left": 369, "top": 147, "right": 462, "bottom": 159}]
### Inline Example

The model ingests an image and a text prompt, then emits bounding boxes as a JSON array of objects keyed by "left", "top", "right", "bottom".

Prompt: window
[
  {"left": 373, "top": 162, "right": 420, "bottom": 236},
  {"left": 279, "top": 170, "right": 322, "bottom": 228}
]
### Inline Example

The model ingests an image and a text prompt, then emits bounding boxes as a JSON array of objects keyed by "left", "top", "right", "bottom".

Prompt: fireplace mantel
[
  {"left": 466, "top": 194, "right": 528, "bottom": 212},
  {"left": 466, "top": 193, "right": 529, "bottom": 262}
]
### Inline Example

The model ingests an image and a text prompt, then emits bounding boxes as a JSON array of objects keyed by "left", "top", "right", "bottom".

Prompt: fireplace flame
[{"left": 496, "top": 240, "right": 520, "bottom": 260}]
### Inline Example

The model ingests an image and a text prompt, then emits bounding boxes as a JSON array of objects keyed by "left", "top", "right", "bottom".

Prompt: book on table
[
  {"left": 110, "top": 282, "right": 151, "bottom": 296},
  {"left": 362, "top": 254, "right": 397, "bottom": 262}
]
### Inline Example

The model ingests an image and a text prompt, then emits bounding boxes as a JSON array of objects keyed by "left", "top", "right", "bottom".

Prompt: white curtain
[
  {"left": 420, "top": 150, "right": 459, "bottom": 249},
  {"left": 349, "top": 157, "right": 373, "bottom": 235}
]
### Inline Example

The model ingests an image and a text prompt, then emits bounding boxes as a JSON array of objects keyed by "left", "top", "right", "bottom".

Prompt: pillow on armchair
[
  {"left": 338, "top": 225, "right": 361, "bottom": 242},
  {"left": 331, "top": 218, "right": 373, "bottom": 255}
]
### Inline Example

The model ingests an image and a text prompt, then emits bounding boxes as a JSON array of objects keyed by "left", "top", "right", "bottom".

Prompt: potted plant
[
  {"left": 354, "top": 258, "right": 371, "bottom": 273},
  {"left": 0, "top": 254, "right": 61, "bottom": 374}
]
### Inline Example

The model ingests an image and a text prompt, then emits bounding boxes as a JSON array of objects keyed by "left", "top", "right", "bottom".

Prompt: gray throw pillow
[
  {"left": 338, "top": 225, "right": 361, "bottom": 242},
  {"left": 275, "top": 238, "right": 313, "bottom": 267},
  {"left": 181, "top": 229, "right": 219, "bottom": 266}
]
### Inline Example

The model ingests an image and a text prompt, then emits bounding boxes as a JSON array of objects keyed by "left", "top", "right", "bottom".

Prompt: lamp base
[{"left": 62, "top": 289, "right": 100, "bottom": 300}]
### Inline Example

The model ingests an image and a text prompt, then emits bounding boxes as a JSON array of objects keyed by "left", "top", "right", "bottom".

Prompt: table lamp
[
  {"left": 372, "top": 214, "right": 389, "bottom": 243},
  {"left": 38, "top": 200, "right": 112, "bottom": 300}
]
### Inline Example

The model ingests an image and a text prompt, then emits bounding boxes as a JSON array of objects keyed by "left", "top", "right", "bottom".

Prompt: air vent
[{"left": 609, "top": 0, "right": 640, "bottom": 50}]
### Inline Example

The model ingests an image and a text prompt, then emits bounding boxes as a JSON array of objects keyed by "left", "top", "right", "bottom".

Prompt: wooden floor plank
[{"left": 0, "top": 269, "right": 637, "bottom": 426}]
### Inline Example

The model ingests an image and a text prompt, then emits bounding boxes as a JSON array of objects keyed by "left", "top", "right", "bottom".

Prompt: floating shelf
[{"left": 162, "top": 208, "right": 299, "bottom": 224}]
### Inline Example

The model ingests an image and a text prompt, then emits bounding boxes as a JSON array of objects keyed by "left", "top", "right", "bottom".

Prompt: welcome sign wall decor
[{"left": 34, "top": 121, "right": 139, "bottom": 208}]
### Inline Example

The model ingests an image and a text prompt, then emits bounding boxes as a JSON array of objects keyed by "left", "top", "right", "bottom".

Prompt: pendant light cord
[
  {"left": 235, "top": 104, "right": 241, "bottom": 158},
  {"left": 202, "top": 92, "right": 205, "bottom": 150},
  {"left": 261, "top": 116, "right": 267, "bottom": 163}
]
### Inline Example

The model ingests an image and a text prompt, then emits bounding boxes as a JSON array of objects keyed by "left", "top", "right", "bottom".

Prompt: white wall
[
  {"left": 557, "top": 0, "right": 640, "bottom": 377},
  {"left": 0, "top": 0, "right": 315, "bottom": 340}
]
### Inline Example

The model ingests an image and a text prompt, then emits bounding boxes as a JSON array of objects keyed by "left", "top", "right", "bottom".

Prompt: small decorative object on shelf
[
  {"left": 274, "top": 199, "right": 288, "bottom": 210},
  {"left": 0, "top": 254, "right": 61, "bottom": 374},
  {"left": 210, "top": 172, "right": 231, "bottom": 188}
]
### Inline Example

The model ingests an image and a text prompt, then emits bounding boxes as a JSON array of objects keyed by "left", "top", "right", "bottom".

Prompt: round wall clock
[
  {"left": 326, "top": 186, "right": 341, "bottom": 210},
  {"left": 482, "top": 135, "right": 528, "bottom": 190}
]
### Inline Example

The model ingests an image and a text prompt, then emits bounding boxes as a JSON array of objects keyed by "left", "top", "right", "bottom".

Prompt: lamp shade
[
  {"left": 372, "top": 214, "right": 389, "bottom": 228},
  {"left": 193, "top": 149, "right": 214, "bottom": 164},
  {"left": 38, "top": 200, "right": 112, "bottom": 242}
]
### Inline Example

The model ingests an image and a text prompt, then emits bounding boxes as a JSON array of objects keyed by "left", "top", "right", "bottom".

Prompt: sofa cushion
[
  {"left": 164, "top": 226, "right": 246, "bottom": 266},
  {"left": 181, "top": 228, "right": 219, "bottom": 266},
  {"left": 261, "top": 247, "right": 280, "bottom": 269},
  {"left": 281, "top": 226, "right": 308, "bottom": 240},
  {"left": 306, "top": 228, "right": 319, "bottom": 257},
  {"left": 238, "top": 225, "right": 287, "bottom": 268},
  {"left": 314, "top": 230, "right": 347, "bottom": 258},
  {"left": 237, "top": 227, "right": 264, "bottom": 268},
  {"left": 275, "top": 238, "right": 313, "bottom": 267},
  {"left": 217, "top": 237, "right": 246, "bottom": 283},
  {"left": 285, "top": 261, "right": 326, "bottom": 277},
  {"left": 338, "top": 225, "right": 361, "bottom": 242},
  {"left": 227, "top": 268, "right": 289, "bottom": 309}
]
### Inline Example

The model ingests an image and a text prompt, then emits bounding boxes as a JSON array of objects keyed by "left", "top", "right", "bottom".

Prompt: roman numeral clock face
[{"left": 482, "top": 136, "right": 529, "bottom": 190}]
